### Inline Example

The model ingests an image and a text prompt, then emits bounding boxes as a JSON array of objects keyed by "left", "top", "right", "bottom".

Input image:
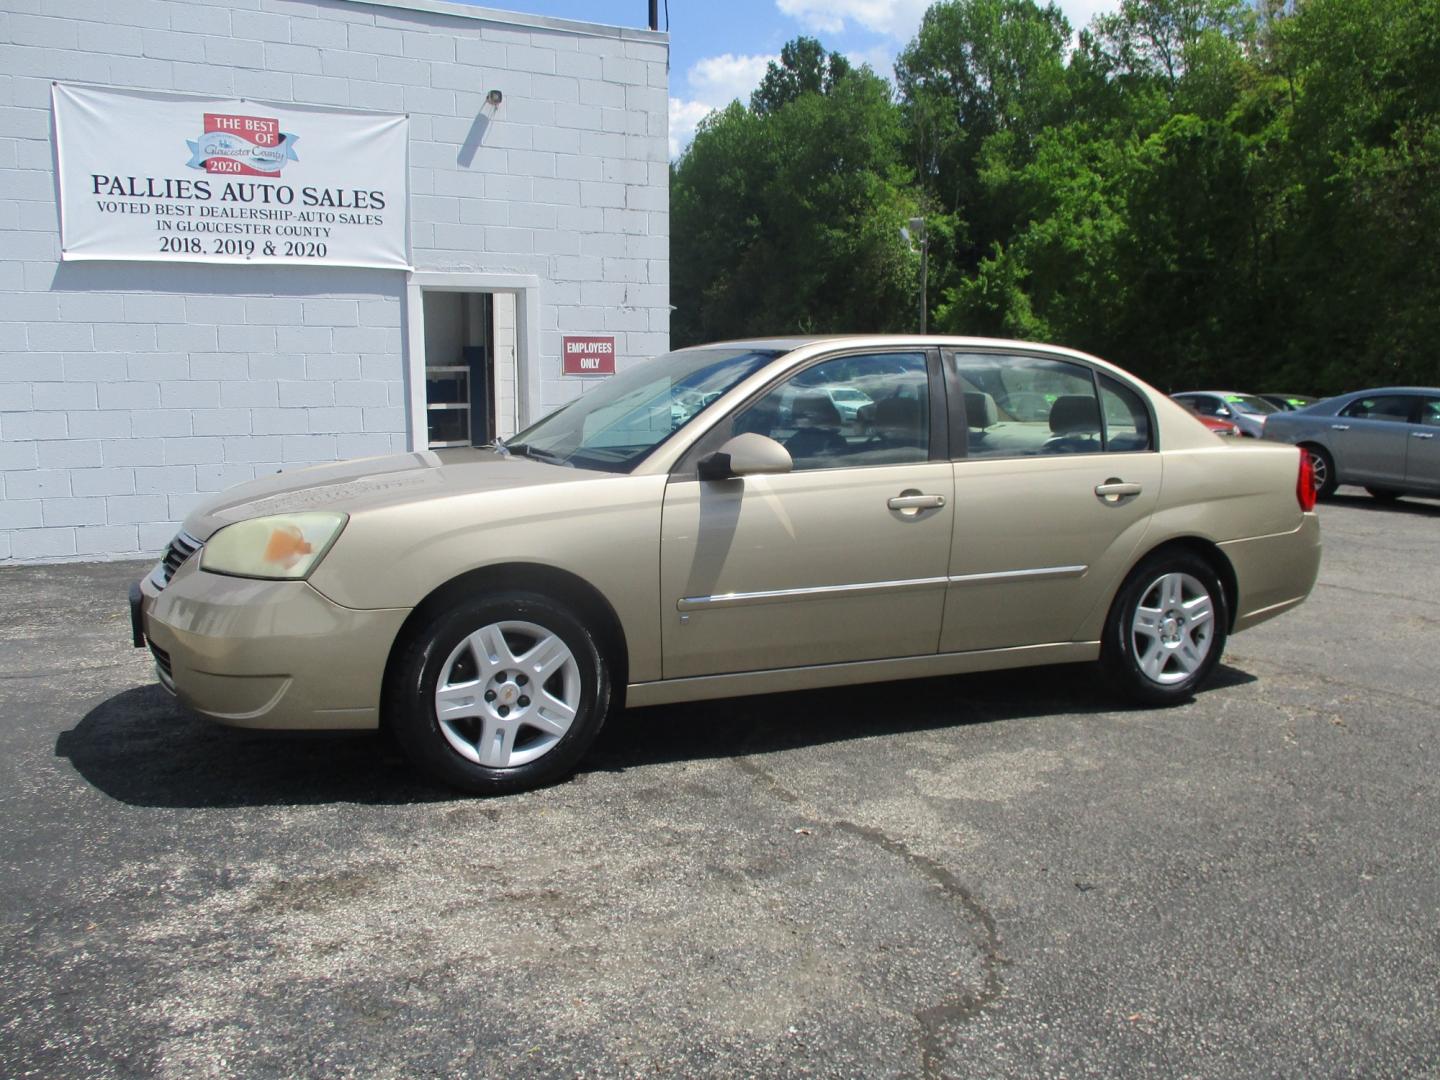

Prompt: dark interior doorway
[{"left": 421, "top": 290, "right": 495, "bottom": 448}]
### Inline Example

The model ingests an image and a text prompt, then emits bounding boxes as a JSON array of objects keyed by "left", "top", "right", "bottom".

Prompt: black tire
[
  {"left": 1365, "top": 486, "right": 1402, "bottom": 503},
  {"left": 1099, "top": 550, "right": 1229, "bottom": 707},
  {"left": 1303, "top": 444, "right": 1338, "bottom": 500},
  {"left": 385, "top": 591, "right": 610, "bottom": 795}
]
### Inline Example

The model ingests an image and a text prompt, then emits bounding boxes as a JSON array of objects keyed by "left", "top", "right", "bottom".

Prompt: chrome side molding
[{"left": 678, "top": 564, "right": 1089, "bottom": 611}]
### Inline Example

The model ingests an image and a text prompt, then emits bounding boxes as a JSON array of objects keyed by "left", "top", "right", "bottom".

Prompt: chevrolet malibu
[
  {"left": 1260, "top": 386, "right": 1440, "bottom": 501},
  {"left": 132, "top": 336, "right": 1322, "bottom": 794}
]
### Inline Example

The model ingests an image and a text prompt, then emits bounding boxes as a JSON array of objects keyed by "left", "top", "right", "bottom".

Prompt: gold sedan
[{"left": 132, "top": 337, "right": 1321, "bottom": 794}]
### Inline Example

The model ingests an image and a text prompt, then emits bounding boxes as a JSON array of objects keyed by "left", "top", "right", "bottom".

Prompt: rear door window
[
  {"left": 1341, "top": 395, "right": 1416, "bottom": 422},
  {"left": 1099, "top": 375, "right": 1153, "bottom": 452},
  {"left": 955, "top": 353, "right": 1104, "bottom": 457}
]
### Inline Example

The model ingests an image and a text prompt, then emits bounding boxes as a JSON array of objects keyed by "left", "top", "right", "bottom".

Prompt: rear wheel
[
  {"left": 386, "top": 592, "right": 610, "bottom": 795},
  {"left": 1100, "top": 551, "right": 1229, "bottom": 706},
  {"left": 1302, "top": 444, "right": 1338, "bottom": 500}
]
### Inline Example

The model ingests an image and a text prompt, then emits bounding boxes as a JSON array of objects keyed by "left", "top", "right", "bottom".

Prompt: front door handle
[
  {"left": 1413, "top": 431, "right": 1436, "bottom": 440},
  {"left": 888, "top": 492, "right": 946, "bottom": 513},
  {"left": 1331, "top": 424, "right": 1351, "bottom": 431},
  {"left": 1095, "top": 479, "right": 1143, "bottom": 503}
]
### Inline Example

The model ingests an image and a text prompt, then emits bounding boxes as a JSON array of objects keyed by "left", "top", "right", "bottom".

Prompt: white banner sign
[{"left": 53, "top": 84, "right": 410, "bottom": 270}]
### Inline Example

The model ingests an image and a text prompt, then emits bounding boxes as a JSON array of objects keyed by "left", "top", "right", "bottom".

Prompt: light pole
[{"left": 901, "top": 216, "right": 928, "bottom": 334}]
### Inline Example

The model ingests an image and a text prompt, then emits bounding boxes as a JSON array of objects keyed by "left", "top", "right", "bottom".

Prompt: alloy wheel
[
  {"left": 433, "top": 620, "right": 581, "bottom": 768},
  {"left": 1130, "top": 572, "right": 1216, "bottom": 685}
]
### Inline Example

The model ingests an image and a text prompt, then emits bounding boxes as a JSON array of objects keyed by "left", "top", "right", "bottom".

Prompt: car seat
[
  {"left": 1044, "top": 394, "right": 1102, "bottom": 453},
  {"left": 783, "top": 392, "right": 848, "bottom": 461},
  {"left": 854, "top": 395, "right": 928, "bottom": 463}
]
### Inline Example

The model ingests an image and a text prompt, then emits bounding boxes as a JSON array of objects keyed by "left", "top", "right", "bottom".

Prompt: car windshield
[
  {"left": 1225, "top": 394, "right": 1278, "bottom": 415},
  {"left": 503, "top": 348, "right": 781, "bottom": 472}
]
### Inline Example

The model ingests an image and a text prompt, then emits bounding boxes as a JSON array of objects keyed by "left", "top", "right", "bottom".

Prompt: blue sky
[{"left": 462, "top": 0, "right": 1120, "bottom": 156}]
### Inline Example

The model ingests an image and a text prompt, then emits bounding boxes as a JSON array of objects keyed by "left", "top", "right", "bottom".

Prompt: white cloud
[
  {"left": 1059, "top": 0, "right": 1121, "bottom": 33},
  {"left": 776, "top": 0, "right": 931, "bottom": 39},
  {"left": 669, "top": 52, "right": 777, "bottom": 159},
  {"left": 778, "top": 0, "right": 1121, "bottom": 43},
  {"left": 688, "top": 53, "right": 776, "bottom": 105},
  {"left": 845, "top": 43, "right": 900, "bottom": 78},
  {"left": 668, "top": 97, "right": 715, "bottom": 159}
]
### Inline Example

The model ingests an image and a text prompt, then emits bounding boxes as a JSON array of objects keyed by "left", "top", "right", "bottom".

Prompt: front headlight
[{"left": 199, "top": 512, "right": 348, "bottom": 580}]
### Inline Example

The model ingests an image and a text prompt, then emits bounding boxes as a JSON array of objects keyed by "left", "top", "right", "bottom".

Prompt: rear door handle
[
  {"left": 1331, "top": 424, "right": 1351, "bottom": 431},
  {"left": 888, "top": 493, "right": 946, "bottom": 511},
  {"left": 1095, "top": 480, "right": 1143, "bottom": 502},
  {"left": 1413, "top": 432, "right": 1436, "bottom": 440}
]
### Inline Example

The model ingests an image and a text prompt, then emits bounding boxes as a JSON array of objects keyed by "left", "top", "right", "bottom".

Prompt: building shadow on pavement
[{"left": 57, "top": 663, "right": 1257, "bottom": 808}]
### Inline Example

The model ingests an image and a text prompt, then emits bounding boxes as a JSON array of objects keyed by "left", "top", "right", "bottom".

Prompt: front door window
[{"left": 734, "top": 351, "right": 931, "bottom": 470}]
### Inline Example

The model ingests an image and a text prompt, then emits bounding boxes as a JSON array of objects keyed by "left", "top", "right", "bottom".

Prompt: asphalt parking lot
[{"left": 2, "top": 488, "right": 1438, "bottom": 1078}]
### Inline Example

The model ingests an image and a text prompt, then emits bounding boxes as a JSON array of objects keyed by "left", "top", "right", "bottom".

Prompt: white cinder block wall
[{"left": 0, "top": 0, "right": 670, "bottom": 563}]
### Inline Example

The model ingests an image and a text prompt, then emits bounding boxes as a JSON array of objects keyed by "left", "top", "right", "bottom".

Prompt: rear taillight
[{"left": 1297, "top": 447, "right": 1316, "bottom": 511}]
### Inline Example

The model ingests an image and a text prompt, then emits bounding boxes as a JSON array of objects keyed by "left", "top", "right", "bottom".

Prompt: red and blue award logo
[{"left": 186, "top": 112, "right": 299, "bottom": 177}]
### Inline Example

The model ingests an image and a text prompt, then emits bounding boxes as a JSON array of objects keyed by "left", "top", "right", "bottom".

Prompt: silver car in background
[
  {"left": 1171, "top": 391, "right": 1278, "bottom": 438},
  {"left": 1262, "top": 387, "right": 1440, "bottom": 500}
]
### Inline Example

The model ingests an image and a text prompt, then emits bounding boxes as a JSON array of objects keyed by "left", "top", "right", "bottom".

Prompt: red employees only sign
[{"left": 562, "top": 335, "right": 616, "bottom": 376}]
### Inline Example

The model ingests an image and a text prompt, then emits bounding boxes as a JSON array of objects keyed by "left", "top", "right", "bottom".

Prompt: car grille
[
  {"left": 149, "top": 642, "right": 176, "bottom": 693},
  {"left": 154, "top": 531, "right": 203, "bottom": 590}
]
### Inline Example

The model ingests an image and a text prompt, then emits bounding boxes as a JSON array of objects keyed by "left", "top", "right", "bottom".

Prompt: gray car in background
[
  {"left": 1261, "top": 387, "right": 1440, "bottom": 500},
  {"left": 1171, "top": 391, "right": 1278, "bottom": 438}
]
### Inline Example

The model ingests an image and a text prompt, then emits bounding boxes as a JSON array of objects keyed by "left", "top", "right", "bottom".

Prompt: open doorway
[
  {"left": 421, "top": 291, "right": 499, "bottom": 448},
  {"left": 406, "top": 273, "right": 538, "bottom": 452}
]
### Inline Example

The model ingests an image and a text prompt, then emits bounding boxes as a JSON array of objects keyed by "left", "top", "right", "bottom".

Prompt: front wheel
[
  {"left": 1100, "top": 552, "right": 1229, "bottom": 706},
  {"left": 386, "top": 592, "right": 610, "bottom": 795}
]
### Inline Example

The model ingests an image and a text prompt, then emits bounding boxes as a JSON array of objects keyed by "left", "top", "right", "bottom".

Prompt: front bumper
[{"left": 133, "top": 557, "right": 409, "bottom": 730}]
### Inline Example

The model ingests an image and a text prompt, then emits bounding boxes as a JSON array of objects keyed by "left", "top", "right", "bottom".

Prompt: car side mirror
[{"left": 697, "top": 432, "right": 793, "bottom": 480}]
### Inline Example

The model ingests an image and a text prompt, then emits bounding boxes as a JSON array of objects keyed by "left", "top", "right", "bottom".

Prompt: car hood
[{"left": 181, "top": 448, "right": 602, "bottom": 540}]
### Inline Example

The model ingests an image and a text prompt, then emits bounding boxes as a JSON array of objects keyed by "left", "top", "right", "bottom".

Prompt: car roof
[
  {"left": 676, "top": 334, "right": 1133, "bottom": 358},
  {"left": 678, "top": 336, "right": 835, "bottom": 352},
  {"left": 1334, "top": 386, "right": 1440, "bottom": 395}
]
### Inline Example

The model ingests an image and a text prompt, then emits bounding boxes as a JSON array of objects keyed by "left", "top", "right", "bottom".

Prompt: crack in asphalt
[
  {"left": 1229, "top": 654, "right": 1440, "bottom": 716},
  {"left": 732, "top": 756, "right": 1004, "bottom": 1080},
  {"left": 1316, "top": 580, "right": 1432, "bottom": 605}
]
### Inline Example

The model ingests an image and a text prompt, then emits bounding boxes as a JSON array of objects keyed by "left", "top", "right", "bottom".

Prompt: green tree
[
  {"left": 894, "top": 0, "right": 1072, "bottom": 321},
  {"left": 1089, "top": 0, "right": 1253, "bottom": 87},
  {"left": 670, "top": 0, "right": 1440, "bottom": 393},
  {"left": 672, "top": 50, "right": 920, "bottom": 345},
  {"left": 751, "top": 37, "right": 852, "bottom": 115},
  {"left": 1265, "top": 0, "right": 1440, "bottom": 389}
]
